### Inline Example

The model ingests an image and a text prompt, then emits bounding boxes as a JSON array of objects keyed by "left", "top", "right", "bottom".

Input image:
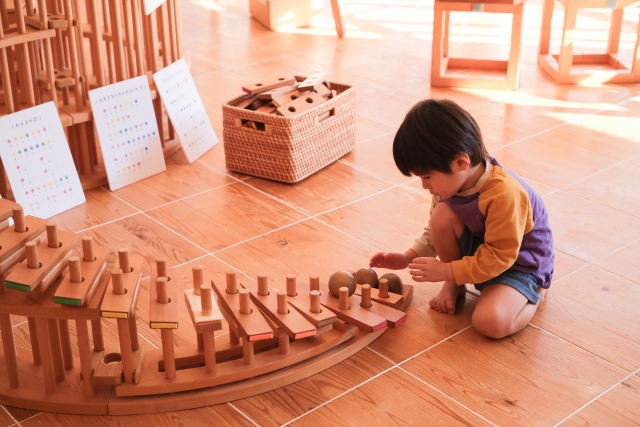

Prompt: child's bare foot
[
  {"left": 429, "top": 280, "right": 466, "bottom": 314},
  {"left": 538, "top": 286, "right": 548, "bottom": 303}
]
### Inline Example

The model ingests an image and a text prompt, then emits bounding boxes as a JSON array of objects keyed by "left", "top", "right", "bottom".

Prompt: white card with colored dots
[
  {"left": 153, "top": 59, "right": 218, "bottom": 163},
  {"left": 0, "top": 102, "right": 86, "bottom": 218},
  {"left": 89, "top": 75, "right": 166, "bottom": 191}
]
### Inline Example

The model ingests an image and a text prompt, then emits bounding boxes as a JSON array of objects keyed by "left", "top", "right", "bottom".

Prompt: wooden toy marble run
[{"left": 0, "top": 201, "right": 413, "bottom": 415}]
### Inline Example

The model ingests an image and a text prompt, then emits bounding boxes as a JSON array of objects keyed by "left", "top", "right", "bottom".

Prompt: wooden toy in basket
[{"left": 223, "top": 75, "right": 356, "bottom": 183}]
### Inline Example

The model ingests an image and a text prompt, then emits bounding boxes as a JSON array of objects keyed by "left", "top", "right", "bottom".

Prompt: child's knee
[
  {"left": 430, "top": 203, "right": 464, "bottom": 236},
  {"left": 472, "top": 306, "right": 511, "bottom": 339}
]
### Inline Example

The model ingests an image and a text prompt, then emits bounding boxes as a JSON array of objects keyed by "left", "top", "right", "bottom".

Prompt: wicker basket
[{"left": 222, "top": 76, "right": 356, "bottom": 183}]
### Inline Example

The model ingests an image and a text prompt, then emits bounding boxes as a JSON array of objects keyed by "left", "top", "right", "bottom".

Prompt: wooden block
[
  {"left": 318, "top": 282, "right": 387, "bottom": 332},
  {"left": 184, "top": 289, "right": 223, "bottom": 333},
  {"left": 210, "top": 278, "right": 273, "bottom": 341},
  {"left": 241, "top": 280, "right": 316, "bottom": 340},
  {"left": 0, "top": 216, "right": 47, "bottom": 264},
  {"left": 235, "top": 95, "right": 260, "bottom": 110},
  {"left": 254, "top": 103, "right": 277, "bottom": 114},
  {"left": 272, "top": 89, "right": 300, "bottom": 107},
  {"left": 257, "top": 83, "right": 298, "bottom": 100},
  {"left": 149, "top": 266, "right": 179, "bottom": 329},
  {"left": 358, "top": 295, "right": 407, "bottom": 328},
  {"left": 0, "top": 199, "right": 18, "bottom": 222},
  {"left": 101, "top": 255, "right": 144, "bottom": 318},
  {"left": 287, "top": 287, "right": 337, "bottom": 328},
  {"left": 297, "top": 72, "right": 327, "bottom": 92},
  {"left": 313, "top": 83, "right": 331, "bottom": 98},
  {"left": 54, "top": 244, "right": 109, "bottom": 306},
  {"left": 4, "top": 230, "right": 79, "bottom": 292},
  {"left": 355, "top": 283, "right": 403, "bottom": 308},
  {"left": 91, "top": 345, "right": 123, "bottom": 386},
  {"left": 242, "top": 76, "right": 296, "bottom": 95},
  {"left": 275, "top": 91, "right": 326, "bottom": 117}
]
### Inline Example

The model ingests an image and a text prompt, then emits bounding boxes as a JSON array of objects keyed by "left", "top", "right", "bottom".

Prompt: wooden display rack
[
  {"left": 0, "top": 203, "right": 414, "bottom": 415},
  {"left": 538, "top": 0, "right": 640, "bottom": 84}
]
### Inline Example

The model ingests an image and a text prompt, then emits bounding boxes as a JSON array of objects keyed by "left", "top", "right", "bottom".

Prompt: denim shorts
[{"left": 458, "top": 227, "right": 540, "bottom": 304}]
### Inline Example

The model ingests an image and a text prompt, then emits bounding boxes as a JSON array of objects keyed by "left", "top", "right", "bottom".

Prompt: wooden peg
[
  {"left": 46, "top": 222, "right": 59, "bottom": 248},
  {"left": 257, "top": 273, "right": 268, "bottom": 296},
  {"left": 242, "top": 76, "right": 296, "bottom": 95},
  {"left": 156, "top": 258, "right": 167, "bottom": 278},
  {"left": 192, "top": 265, "right": 203, "bottom": 296},
  {"left": 226, "top": 270, "right": 237, "bottom": 294},
  {"left": 286, "top": 274, "right": 297, "bottom": 297},
  {"left": 277, "top": 290, "right": 288, "bottom": 315},
  {"left": 69, "top": 256, "right": 82, "bottom": 283},
  {"left": 310, "top": 276, "right": 319, "bottom": 292},
  {"left": 298, "top": 72, "right": 327, "bottom": 92},
  {"left": 310, "top": 290, "right": 321, "bottom": 313},
  {"left": 156, "top": 277, "right": 168, "bottom": 303},
  {"left": 338, "top": 287, "right": 349, "bottom": 310},
  {"left": 82, "top": 236, "right": 94, "bottom": 262},
  {"left": 361, "top": 284, "right": 372, "bottom": 308},
  {"left": 118, "top": 248, "right": 132, "bottom": 273},
  {"left": 112, "top": 268, "right": 125, "bottom": 295},
  {"left": 25, "top": 242, "right": 39, "bottom": 269},
  {"left": 200, "top": 285, "right": 213, "bottom": 316},
  {"left": 239, "top": 289, "right": 251, "bottom": 314},
  {"left": 379, "top": 278, "right": 389, "bottom": 299},
  {"left": 12, "top": 206, "right": 26, "bottom": 232}
]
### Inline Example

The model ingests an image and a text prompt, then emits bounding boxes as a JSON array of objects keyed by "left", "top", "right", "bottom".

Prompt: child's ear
[{"left": 451, "top": 153, "right": 471, "bottom": 171}]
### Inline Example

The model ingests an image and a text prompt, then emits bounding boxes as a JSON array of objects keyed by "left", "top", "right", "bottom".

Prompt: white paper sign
[
  {"left": 0, "top": 102, "right": 86, "bottom": 218},
  {"left": 143, "top": 0, "right": 166, "bottom": 15},
  {"left": 153, "top": 59, "right": 218, "bottom": 163},
  {"left": 89, "top": 75, "right": 166, "bottom": 191}
]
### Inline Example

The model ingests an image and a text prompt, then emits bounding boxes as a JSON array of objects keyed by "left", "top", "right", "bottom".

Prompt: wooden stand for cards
[
  {"left": 0, "top": 204, "right": 414, "bottom": 415},
  {"left": 0, "top": 0, "right": 187, "bottom": 198}
]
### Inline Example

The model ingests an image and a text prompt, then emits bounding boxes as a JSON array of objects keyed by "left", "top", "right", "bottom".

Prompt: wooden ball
[
  {"left": 379, "top": 273, "right": 403, "bottom": 294},
  {"left": 328, "top": 271, "right": 356, "bottom": 298},
  {"left": 354, "top": 268, "right": 378, "bottom": 288}
]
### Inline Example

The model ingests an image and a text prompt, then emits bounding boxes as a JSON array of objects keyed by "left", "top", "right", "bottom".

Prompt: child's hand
[
  {"left": 369, "top": 252, "right": 410, "bottom": 270},
  {"left": 408, "top": 258, "right": 454, "bottom": 282}
]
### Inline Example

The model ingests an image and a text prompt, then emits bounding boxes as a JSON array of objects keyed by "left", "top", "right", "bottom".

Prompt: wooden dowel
[
  {"left": 161, "top": 329, "right": 175, "bottom": 379},
  {"left": 46, "top": 222, "right": 59, "bottom": 248},
  {"left": 91, "top": 318, "right": 104, "bottom": 352},
  {"left": 279, "top": 331, "right": 289, "bottom": 355},
  {"left": 309, "top": 276, "right": 319, "bottom": 292},
  {"left": 239, "top": 289, "right": 250, "bottom": 314},
  {"left": 28, "top": 317, "right": 41, "bottom": 366},
  {"left": 69, "top": 256, "right": 82, "bottom": 283},
  {"left": 87, "top": 0, "right": 105, "bottom": 86},
  {"left": 131, "top": 0, "right": 145, "bottom": 76},
  {"left": 158, "top": 2, "right": 171, "bottom": 66},
  {"left": 12, "top": 206, "right": 26, "bottom": 232},
  {"left": 108, "top": 0, "right": 127, "bottom": 81},
  {"left": 378, "top": 278, "right": 389, "bottom": 299},
  {"left": 129, "top": 311, "right": 139, "bottom": 352},
  {"left": 361, "top": 284, "right": 372, "bottom": 308},
  {"left": 286, "top": 274, "right": 297, "bottom": 297},
  {"left": 192, "top": 265, "right": 203, "bottom": 296},
  {"left": 0, "top": 313, "right": 20, "bottom": 388},
  {"left": 338, "top": 287, "right": 349, "bottom": 310},
  {"left": 257, "top": 273, "right": 268, "bottom": 296},
  {"left": 122, "top": 0, "right": 136, "bottom": 77},
  {"left": 242, "top": 339, "right": 254, "bottom": 365},
  {"left": 118, "top": 248, "right": 131, "bottom": 272},
  {"left": 82, "top": 236, "right": 94, "bottom": 261},
  {"left": 76, "top": 319, "right": 94, "bottom": 396},
  {"left": 226, "top": 270, "right": 237, "bottom": 294},
  {"left": 117, "top": 318, "right": 134, "bottom": 383},
  {"left": 156, "top": 277, "right": 168, "bottom": 303},
  {"left": 277, "top": 290, "right": 287, "bottom": 315},
  {"left": 156, "top": 257, "right": 167, "bottom": 278},
  {"left": 200, "top": 285, "right": 212, "bottom": 316},
  {"left": 111, "top": 268, "right": 124, "bottom": 294},
  {"left": 167, "top": 0, "right": 178, "bottom": 61},
  {"left": 229, "top": 328, "right": 239, "bottom": 345},
  {"left": 58, "top": 319, "right": 74, "bottom": 370},
  {"left": 173, "top": 0, "right": 183, "bottom": 58},
  {"left": 34, "top": 317, "right": 56, "bottom": 393},
  {"left": 25, "top": 242, "right": 39, "bottom": 269},
  {"left": 47, "top": 318, "right": 65, "bottom": 382},
  {"left": 310, "top": 290, "right": 321, "bottom": 313},
  {"left": 203, "top": 330, "right": 216, "bottom": 374}
]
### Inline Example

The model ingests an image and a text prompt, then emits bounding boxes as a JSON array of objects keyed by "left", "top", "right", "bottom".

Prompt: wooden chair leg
[
  {"left": 558, "top": 0, "right": 578, "bottom": 82},
  {"left": 431, "top": 2, "right": 445, "bottom": 83},
  {"left": 507, "top": 3, "right": 524, "bottom": 90},
  {"left": 607, "top": 8, "right": 623, "bottom": 55},
  {"left": 330, "top": 0, "right": 346, "bottom": 37},
  {"left": 633, "top": 12, "right": 640, "bottom": 78},
  {"left": 539, "top": 0, "right": 554, "bottom": 55},
  {"left": 443, "top": 10, "right": 450, "bottom": 58}
]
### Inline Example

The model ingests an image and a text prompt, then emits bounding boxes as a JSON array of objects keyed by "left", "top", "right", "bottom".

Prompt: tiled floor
[{"left": 2, "top": 0, "right": 640, "bottom": 425}]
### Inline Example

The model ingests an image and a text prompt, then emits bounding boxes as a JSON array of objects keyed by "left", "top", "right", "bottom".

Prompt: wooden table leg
[
  {"left": 0, "top": 313, "right": 19, "bottom": 388},
  {"left": 76, "top": 319, "right": 94, "bottom": 396},
  {"left": 34, "top": 317, "right": 56, "bottom": 394}
]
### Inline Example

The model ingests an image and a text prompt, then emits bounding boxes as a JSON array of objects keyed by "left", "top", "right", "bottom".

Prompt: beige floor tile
[
  {"left": 534, "top": 265, "right": 640, "bottom": 372},
  {"left": 561, "top": 376, "right": 640, "bottom": 427},
  {"left": 544, "top": 191, "right": 640, "bottom": 262},
  {"left": 403, "top": 327, "right": 627, "bottom": 426},
  {"left": 244, "top": 161, "right": 392, "bottom": 216},
  {"left": 594, "top": 238, "right": 640, "bottom": 285},
  {"left": 290, "top": 368, "right": 495, "bottom": 426},
  {"left": 340, "top": 133, "right": 414, "bottom": 184},
  {"left": 232, "top": 348, "right": 393, "bottom": 427},
  {"left": 553, "top": 249, "right": 588, "bottom": 281},
  {"left": 146, "top": 182, "right": 307, "bottom": 252},
  {"left": 353, "top": 116, "right": 395, "bottom": 144}
]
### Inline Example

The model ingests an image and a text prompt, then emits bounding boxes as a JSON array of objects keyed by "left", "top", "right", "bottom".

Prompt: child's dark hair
[{"left": 393, "top": 99, "right": 488, "bottom": 176}]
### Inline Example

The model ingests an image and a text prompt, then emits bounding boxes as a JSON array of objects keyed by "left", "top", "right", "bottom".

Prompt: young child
[{"left": 370, "top": 99, "right": 554, "bottom": 339}]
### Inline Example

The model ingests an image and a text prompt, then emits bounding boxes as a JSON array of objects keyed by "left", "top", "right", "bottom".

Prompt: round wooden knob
[
  {"left": 329, "top": 271, "right": 356, "bottom": 298},
  {"left": 118, "top": 248, "right": 131, "bottom": 273}
]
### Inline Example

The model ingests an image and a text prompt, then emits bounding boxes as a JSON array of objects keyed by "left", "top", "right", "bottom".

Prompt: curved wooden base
[{"left": 0, "top": 286, "right": 413, "bottom": 415}]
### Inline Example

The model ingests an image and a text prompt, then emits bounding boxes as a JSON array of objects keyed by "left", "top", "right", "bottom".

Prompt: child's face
[{"left": 417, "top": 157, "right": 469, "bottom": 199}]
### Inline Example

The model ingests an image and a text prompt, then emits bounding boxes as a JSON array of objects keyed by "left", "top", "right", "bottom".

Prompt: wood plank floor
[{"left": 3, "top": 0, "right": 640, "bottom": 425}]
